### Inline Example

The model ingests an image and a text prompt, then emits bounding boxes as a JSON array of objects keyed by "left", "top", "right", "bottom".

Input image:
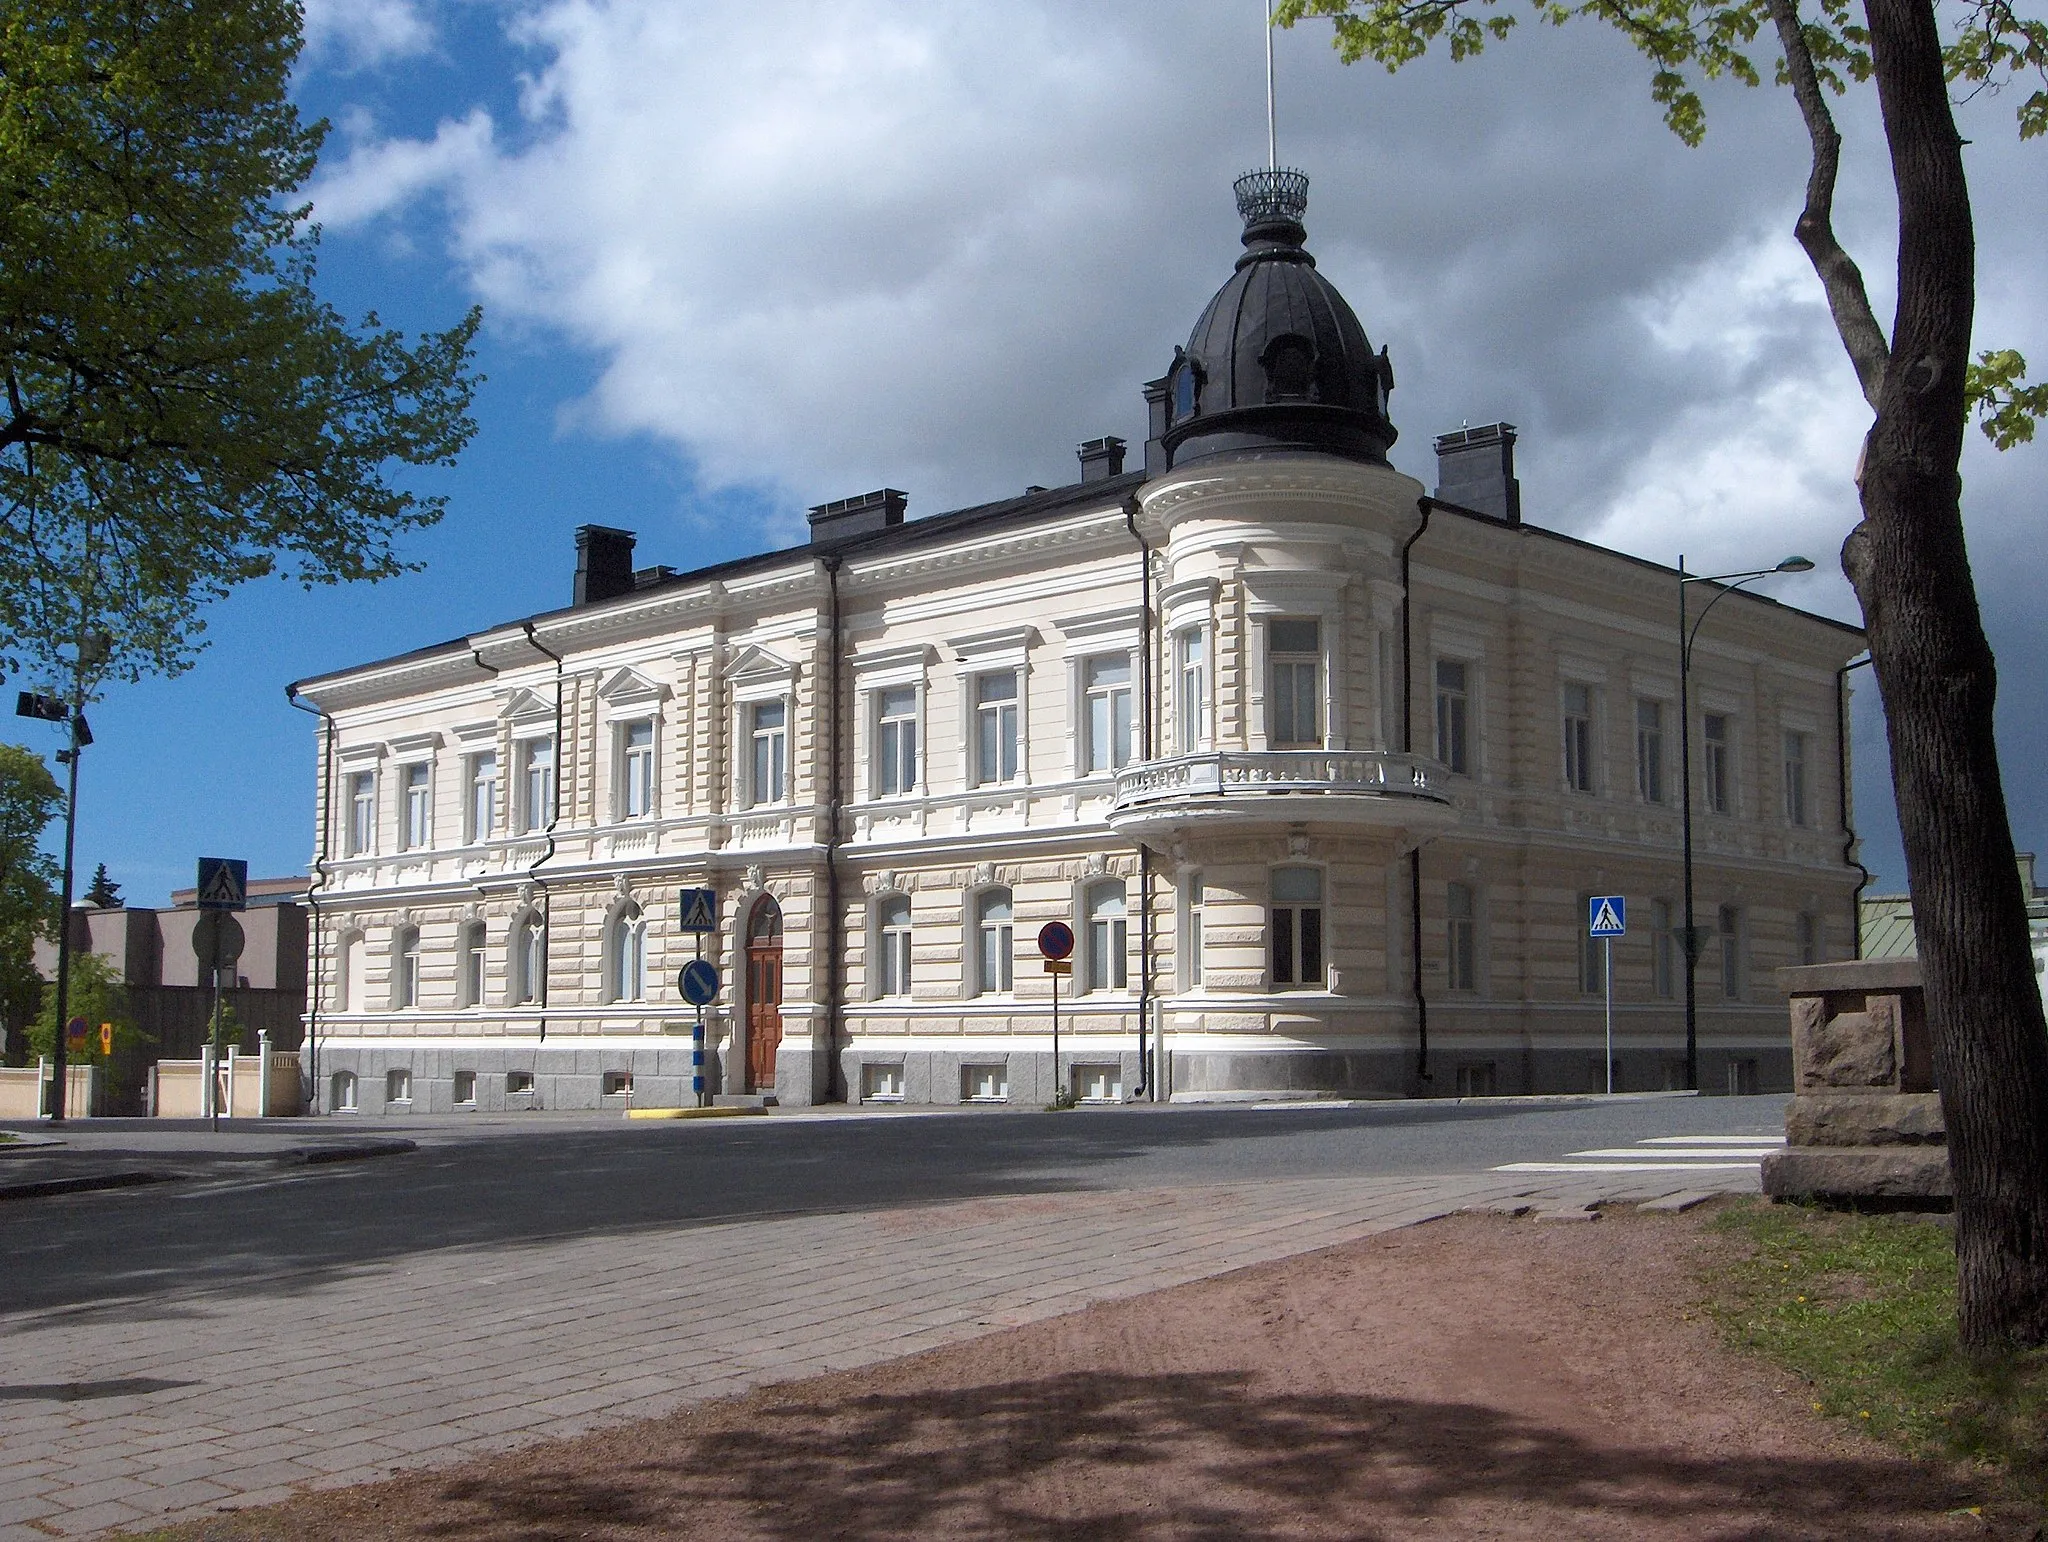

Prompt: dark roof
[{"left": 1163, "top": 171, "right": 1396, "bottom": 468}]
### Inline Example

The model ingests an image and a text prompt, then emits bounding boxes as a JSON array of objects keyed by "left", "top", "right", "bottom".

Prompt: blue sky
[{"left": 17, "top": 0, "right": 2046, "bottom": 907}]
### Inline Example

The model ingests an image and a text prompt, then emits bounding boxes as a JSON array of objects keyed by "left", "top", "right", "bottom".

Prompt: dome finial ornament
[{"left": 1233, "top": 167, "right": 1310, "bottom": 247}]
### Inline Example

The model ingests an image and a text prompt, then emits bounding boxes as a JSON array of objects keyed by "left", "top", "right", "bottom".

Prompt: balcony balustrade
[{"left": 1108, "top": 748, "right": 1455, "bottom": 841}]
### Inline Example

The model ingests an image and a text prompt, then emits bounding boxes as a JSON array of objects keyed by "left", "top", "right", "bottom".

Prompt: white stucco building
[{"left": 291, "top": 171, "right": 1865, "bottom": 1114}]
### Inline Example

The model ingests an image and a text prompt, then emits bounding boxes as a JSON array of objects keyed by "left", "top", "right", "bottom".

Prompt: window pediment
[
  {"left": 727, "top": 642, "right": 796, "bottom": 684},
  {"left": 597, "top": 665, "right": 669, "bottom": 706},
  {"left": 385, "top": 731, "right": 443, "bottom": 758},
  {"left": 498, "top": 687, "right": 556, "bottom": 727},
  {"left": 949, "top": 625, "right": 1037, "bottom": 669}
]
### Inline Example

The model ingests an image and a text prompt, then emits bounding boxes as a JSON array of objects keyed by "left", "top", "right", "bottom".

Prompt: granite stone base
[{"left": 1761, "top": 1145, "right": 1953, "bottom": 1204}]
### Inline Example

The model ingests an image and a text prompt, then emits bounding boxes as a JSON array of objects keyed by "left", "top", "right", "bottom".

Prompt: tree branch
[{"left": 1767, "top": 0, "right": 1891, "bottom": 408}]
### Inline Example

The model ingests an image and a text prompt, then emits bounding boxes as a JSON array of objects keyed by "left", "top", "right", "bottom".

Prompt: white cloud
[
  {"left": 300, "top": 0, "right": 436, "bottom": 71},
  {"left": 308, "top": 108, "right": 494, "bottom": 229}
]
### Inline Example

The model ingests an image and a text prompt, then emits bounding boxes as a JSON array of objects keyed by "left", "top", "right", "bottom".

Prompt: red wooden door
[{"left": 745, "top": 898, "right": 783, "bottom": 1092}]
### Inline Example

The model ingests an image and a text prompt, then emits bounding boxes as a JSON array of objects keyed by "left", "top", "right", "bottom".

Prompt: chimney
[
  {"left": 808, "top": 488, "right": 906, "bottom": 545},
  {"left": 1078, "top": 436, "right": 1127, "bottom": 483},
  {"left": 574, "top": 525, "right": 637, "bottom": 606},
  {"left": 1141, "top": 377, "right": 1172, "bottom": 476},
  {"left": 1433, "top": 423, "right": 1522, "bottom": 525}
]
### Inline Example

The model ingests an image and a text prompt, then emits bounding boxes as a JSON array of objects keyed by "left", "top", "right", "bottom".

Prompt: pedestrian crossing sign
[
  {"left": 195, "top": 857, "right": 248, "bottom": 912},
  {"left": 677, "top": 888, "right": 717, "bottom": 933},
  {"left": 1588, "top": 895, "right": 1627, "bottom": 938}
]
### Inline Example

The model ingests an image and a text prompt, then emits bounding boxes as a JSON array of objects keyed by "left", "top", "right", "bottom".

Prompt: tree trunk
[{"left": 1852, "top": 0, "right": 2048, "bottom": 1348}]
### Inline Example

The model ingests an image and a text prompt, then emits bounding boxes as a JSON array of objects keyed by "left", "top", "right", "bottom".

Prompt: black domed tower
[{"left": 1156, "top": 170, "right": 1396, "bottom": 469}]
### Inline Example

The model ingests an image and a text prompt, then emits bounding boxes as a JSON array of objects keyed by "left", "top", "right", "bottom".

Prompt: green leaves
[
  {"left": 0, "top": 0, "right": 483, "bottom": 685},
  {"left": 1965, "top": 348, "right": 2048, "bottom": 449}
]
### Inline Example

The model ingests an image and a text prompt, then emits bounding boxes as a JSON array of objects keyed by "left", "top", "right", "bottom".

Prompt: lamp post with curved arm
[{"left": 1678, "top": 554, "right": 1814, "bottom": 1091}]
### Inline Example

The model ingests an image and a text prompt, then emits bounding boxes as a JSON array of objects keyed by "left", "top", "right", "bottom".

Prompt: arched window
[
  {"left": 510, "top": 913, "right": 544, "bottom": 1006},
  {"left": 974, "top": 888, "right": 1013, "bottom": 997},
  {"left": 1262, "top": 335, "right": 1314, "bottom": 401},
  {"left": 876, "top": 895, "right": 912, "bottom": 998},
  {"left": 392, "top": 927, "right": 421, "bottom": 1009},
  {"left": 457, "top": 921, "right": 486, "bottom": 1008},
  {"left": 1085, "top": 880, "right": 1127, "bottom": 992},
  {"left": 609, "top": 904, "right": 647, "bottom": 1003}
]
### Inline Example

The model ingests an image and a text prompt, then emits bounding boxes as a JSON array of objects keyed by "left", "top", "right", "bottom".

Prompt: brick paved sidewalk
[{"left": 0, "top": 1166, "right": 1751, "bottom": 1540}]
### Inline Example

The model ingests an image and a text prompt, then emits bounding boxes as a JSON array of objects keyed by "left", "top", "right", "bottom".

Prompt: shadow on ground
[{"left": 168, "top": 1370, "right": 1977, "bottom": 1542}]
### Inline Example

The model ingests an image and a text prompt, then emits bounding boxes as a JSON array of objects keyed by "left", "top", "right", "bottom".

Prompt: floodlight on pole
[{"left": 1676, "top": 556, "right": 1812, "bottom": 1092}]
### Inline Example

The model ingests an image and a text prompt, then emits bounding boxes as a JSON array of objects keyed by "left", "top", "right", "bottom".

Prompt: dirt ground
[{"left": 143, "top": 1203, "right": 2037, "bottom": 1542}]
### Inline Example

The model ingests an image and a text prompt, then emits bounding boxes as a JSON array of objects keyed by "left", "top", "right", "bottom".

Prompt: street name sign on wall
[
  {"left": 195, "top": 857, "right": 248, "bottom": 912},
  {"left": 1588, "top": 896, "right": 1627, "bottom": 938}
]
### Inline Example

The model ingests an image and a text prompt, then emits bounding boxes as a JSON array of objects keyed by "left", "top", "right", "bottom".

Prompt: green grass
[{"left": 1705, "top": 1200, "right": 2048, "bottom": 1492}]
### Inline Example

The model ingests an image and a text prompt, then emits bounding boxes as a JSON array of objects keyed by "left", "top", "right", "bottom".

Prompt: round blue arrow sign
[{"left": 679, "top": 958, "right": 721, "bottom": 1007}]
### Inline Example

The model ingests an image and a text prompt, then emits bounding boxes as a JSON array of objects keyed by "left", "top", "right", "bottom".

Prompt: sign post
[
  {"left": 196, "top": 859, "right": 248, "bottom": 1130},
  {"left": 677, "top": 890, "right": 719, "bottom": 1107},
  {"left": 1037, "top": 921, "right": 1075, "bottom": 1106},
  {"left": 1588, "top": 896, "right": 1627, "bottom": 1094}
]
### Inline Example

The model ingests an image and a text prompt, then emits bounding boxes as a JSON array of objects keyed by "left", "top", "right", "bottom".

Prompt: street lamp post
[
  {"left": 14, "top": 634, "right": 109, "bottom": 1123},
  {"left": 1677, "top": 555, "right": 1813, "bottom": 1091}
]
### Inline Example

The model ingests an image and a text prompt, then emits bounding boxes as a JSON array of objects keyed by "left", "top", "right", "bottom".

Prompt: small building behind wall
[{"left": 290, "top": 171, "right": 1867, "bottom": 1112}]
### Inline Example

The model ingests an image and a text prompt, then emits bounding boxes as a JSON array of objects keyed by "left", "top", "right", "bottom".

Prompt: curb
[
  {"left": 1168, "top": 1089, "right": 1706, "bottom": 1110},
  {"left": 626, "top": 1106, "right": 768, "bottom": 1121},
  {"left": 287, "top": 1138, "right": 419, "bottom": 1166},
  {"left": 0, "top": 1170, "right": 172, "bottom": 1203}
]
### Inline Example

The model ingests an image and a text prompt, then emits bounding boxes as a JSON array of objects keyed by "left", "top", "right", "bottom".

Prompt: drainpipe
[
  {"left": 284, "top": 685, "right": 334, "bottom": 1112},
  {"left": 1125, "top": 495, "right": 1154, "bottom": 1100},
  {"left": 520, "top": 624, "right": 565, "bottom": 1025},
  {"left": 1837, "top": 653, "right": 1874, "bottom": 957},
  {"left": 1400, "top": 499, "right": 1435, "bottom": 1086},
  {"left": 822, "top": 553, "right": 847, "bottom": 1102}
]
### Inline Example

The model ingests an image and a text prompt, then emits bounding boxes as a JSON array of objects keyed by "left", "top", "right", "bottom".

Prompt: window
[
  {"left": 1271, "top": 619, "right": 1321, "bottom": 748},
  {"left": 399, "top": 763, "right": 431, "bottom": 850},
  {"left": 609, "top": 906, "right": 647, "bottom": 1003},
  {"left": 1719, "top": 905, "right": 1743, "bottom": 999},
  {"left": 862, "top": 1062, "right": 905, "bottom": 1101},
  {"left": 1446, "top": 882, "right": 1477, "bottom": 992},
  {"left": 519, "top": 737, "right": 555, "bottom": 833},
  {"left": 875, "top": 686, "right": 919, "bottom": 796},
  {"left": 1562, "top": 684, "right": 1594, "bottom": 793},
  {"left": 346, "top": 771, "right": 375, "bottom": 856},
  {"left": 602, "top": 1071, "right": 634, "bottom": 1097},
  {"left": 1783, "top": 730, "right": 1810, "bottom": 826},
  {"left": 507, "top": 1070, "right": 535, "bottom": 1096},
  {"left": 1085, "top": 880, "right": 1128, "bottom": 992},
  {"left": 1271, "top": 866, "right": 1325, "bottom": 989},
  {"left": 386, "top": 1068, "right": 412, "bottom": 1105},
  {"left": 876, "top": 895, "right": 912, "bottom": 998},
  {"left": 1176, "top": 629, "right": 1207, "bottom": 753},
  {"left": 1578, "top": 895, "right": 1604, "bottom": 995},
  {"left": 393, "top": 927, "right": 421, "bottom": 1009},
  {"left": 749, "top": 701, "right": 787, "bottom": 806},
  {"left": 1083, "top": 655, "right": 1135, "bottom": 772},
  {"left": 341, "top": 931, "right": 367, "bottom": 1013},
  {"left": 962, "top": 1064, "right": 1008, "bottom": 1102},
  {"left": 1703, "top": 715, "right": 1731, "bottom": 815},
  {"left": 1797, "top": 910, "right": 1822, "bottom": 967},
  {"left": 467, "top": 752, "right": 498, "bottom": 843},
  {"left": 619, "top": 720, "right": 655, "bottom": 819},
  {"left": 1073, "top": 1064, "right": 1123, "bottom": 1103},
  {"left": 1184, "top": 871, "right": 1205, "bottom": 991},
  {"left": 511, "top": 915, "right": 544, "bottom": 1006},
  {"left": 974, "top": 671, "right": 1020, "bottom": 785},
  {"left": 1652, "top": 899, "right": 1677, "bottom": 1000},
  {"left": 1636, "top": 700, "right": 1665, "bottom": 804},
  {"left": 1455, "top": 1062, "right": 1497, "bottom": 1097},
  {"left": 453, "top": 1070, "right": 477, "bottom": 1106},
  {"left": 457, "top": 922, "right": 485, "bottom": 1008},
  {"left": 1435, "top": 660, "right": 1470, "bottom": 772},
  {"left": 330, "top": 1070, "right": 358, "bottom": 1112},
  {"left": 974, "top": 889, "right": 1013, "bottom": 996}
]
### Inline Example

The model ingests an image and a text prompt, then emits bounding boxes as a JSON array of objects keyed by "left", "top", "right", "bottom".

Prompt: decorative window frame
[
  {"left": 390, "top": 919, "right": 423, "bottom": 1011},
  {"left": 1161, "top": 579, "right": 1217, "bottom": 756},
  {"left": 455, "top": 915, "right": 487, "bottom": 1009},
  {"left": 1056, "top": 610, "right": 1142, "bottom": 778},
  {"left": 598, "top": 666, "right": 670, "bottom": 824},
  {"left": 508, "top": 905, "right": 546, "bottom": 1008},
  {"left": 728, "top": 643, "right": 798, "bottom": 809},
  {"left": 1079, "top": 874, "right": 1131, "bottom": 995},
  {"left": 500, "top": 688, "right": 560, "bottom": 834},
  {"left": 869, "top": 890, "right": 914, "bottom": 1001},
  {"left": 337, "top": 742, "right": 385, "bottom": 858},
  {"left": 968, "top": 884, "right": 1016, "bottom": 999},
  {"left": 852, "top": 643, "right": 933, "bottom": 801},
  {"left": 1244, "top": 571, "right": 1347, "bottom": 752},
  {"left": 1269, "top": 863, "right": 1328, "bottom": 992},
  {"left": 950, "top": 626, "right": 1037, "bottom": 788}
]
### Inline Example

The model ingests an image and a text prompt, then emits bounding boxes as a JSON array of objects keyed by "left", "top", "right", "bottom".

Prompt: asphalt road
[{"left": 1, "top": 1095, "right": 1786, "bottom": 1315}]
